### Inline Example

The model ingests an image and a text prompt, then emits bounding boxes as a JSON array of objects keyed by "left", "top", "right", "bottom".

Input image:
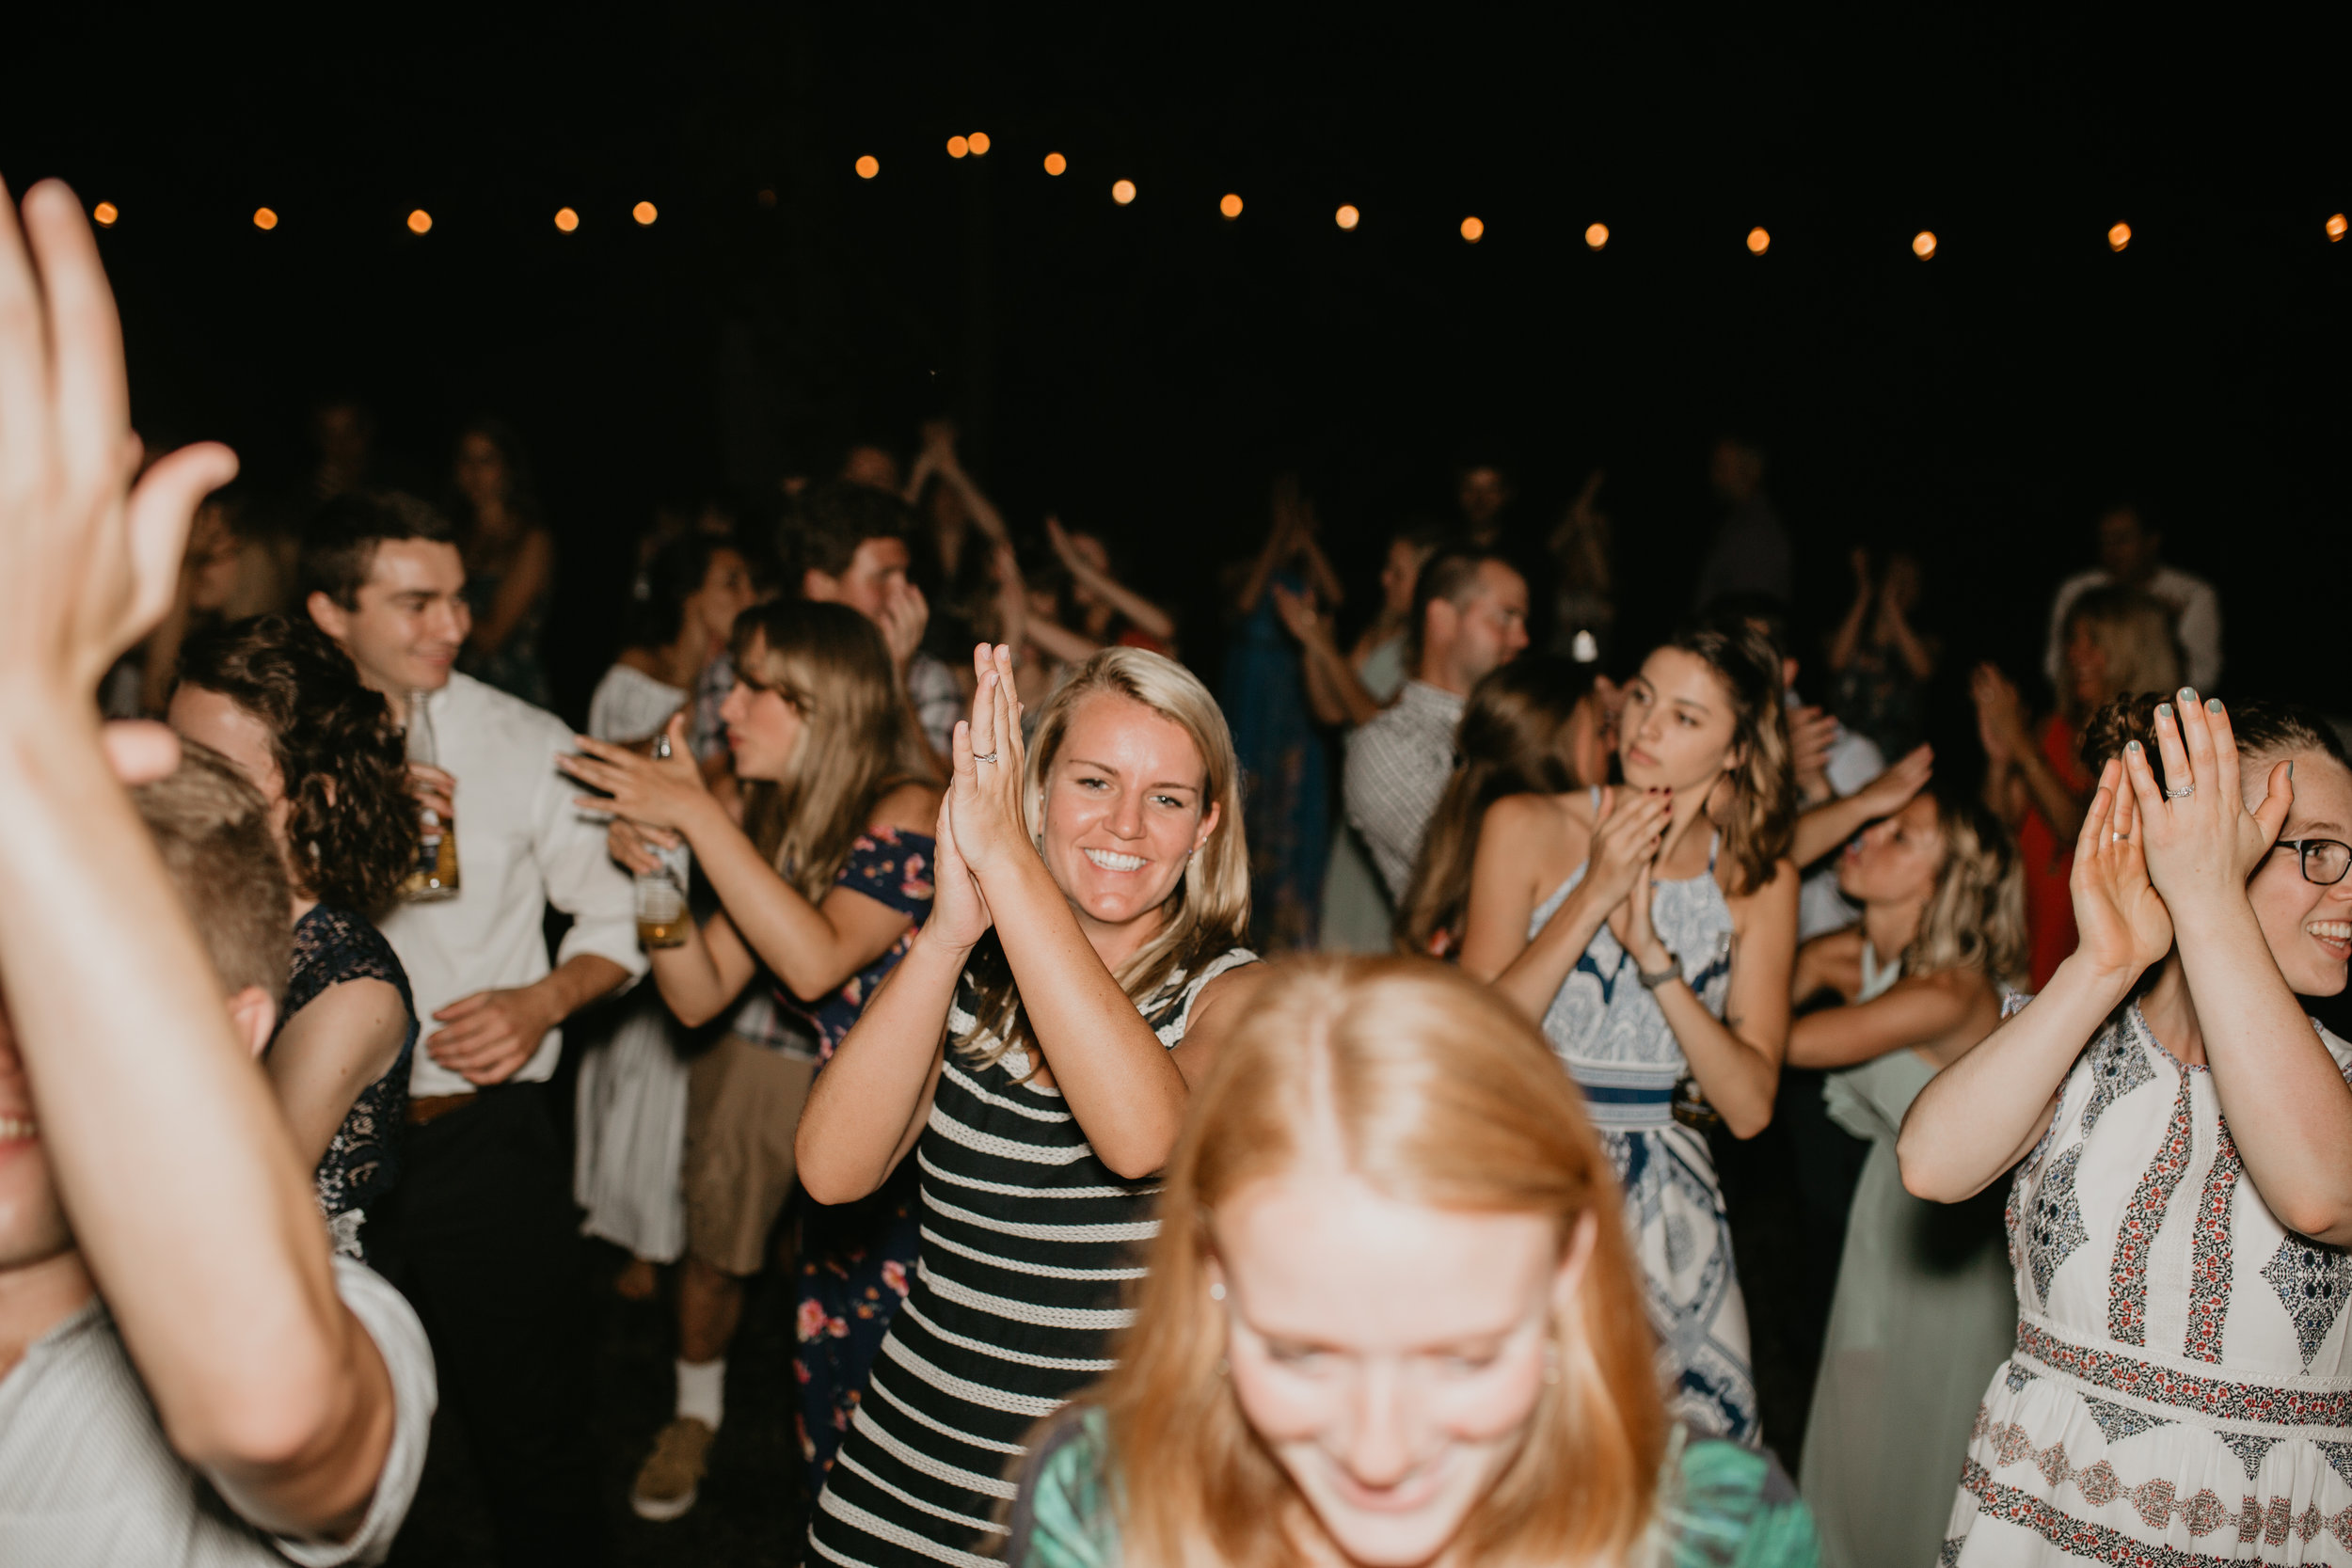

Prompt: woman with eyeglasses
[{"left": 1899, "top": 692, "right": 2352, "bottom": 1566}]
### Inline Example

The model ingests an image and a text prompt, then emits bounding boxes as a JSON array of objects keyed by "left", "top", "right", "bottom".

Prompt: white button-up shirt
[
  {"left": 376, "top": 673, "right": 646, "bottom": 1098},
  {"left": 1343, "top": 679, "right": 1467, "bottom": 900},
  {"left": 2043, "top": 563, "right": 2223, "bottom": 693}
]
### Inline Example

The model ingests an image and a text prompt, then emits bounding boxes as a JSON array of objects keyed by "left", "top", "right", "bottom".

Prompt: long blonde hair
[
  {"left": 2060, "top": 586, "right": 2183, "bottom": 723},
  {"left": 959, "top": 648, "right": 1251, "bottom": 1069},
  {"left": 734, "top": 599, "right": 937, "bottom": 901},
  {"left": 1906, "top": 791, "right": 2028, "bottom": 988},
  {"left": 1089, "top": 957, "right": 1665, "bottom": 1568}
]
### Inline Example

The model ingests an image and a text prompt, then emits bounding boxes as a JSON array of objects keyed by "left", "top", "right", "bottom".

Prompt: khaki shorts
[{"left": 683, "top": 1032, "right": 817, "bottom": 1277}]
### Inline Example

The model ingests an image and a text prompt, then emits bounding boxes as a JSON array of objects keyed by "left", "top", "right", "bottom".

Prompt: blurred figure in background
[
  {"left": 786, "top": 481, "right": 960, "bottom": 759},
  {"left": 1695, "top": 435, "right": 1792, "bottom": 610},
  {"left": 310, "top": 394, "right": 380, "bottom": 501},
  {"left": 1048, "top": 516, "right": 1176, "bottom": 656},
  {"left": 102, "top": 480, "right": 256, "bottom": 718},
  {"left": 1827, "top": 546, "right": 1937, "bottom": 759},
  {"left": 902, "top": 420, "right": 1006, "bottom": 659},
  {"left": 450, "top": 417, "right": 556, "bottom": 708},
  {"left": 2042, "top": 501, "right": 2220, "bottom": 692},
  {"left": 1456, "top": 459, "right": 1516, "bottom": 547},
  {"left": 1975, "top": 584, "right": 2182, "bottom": 987},
  {"left": 1548, "top": 467, "right": 1616, "bottom": 663},
  {"left": 1394, "top": 657, "right": 1611, "bottom": 959}
]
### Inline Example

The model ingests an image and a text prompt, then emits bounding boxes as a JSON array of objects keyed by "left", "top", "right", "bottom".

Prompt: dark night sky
[{"left": 7, "top": 8, "right": 2347, "bottom": 729}]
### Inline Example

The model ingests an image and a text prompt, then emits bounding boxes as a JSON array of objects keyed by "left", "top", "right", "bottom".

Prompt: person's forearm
[
  {"left": 2174, "top": 900, "right": 2352, "bottom": 1243},
  {"left": 795, "top": 927, "right": 962, "bottom": 1202},
  {"left": 1658, "top": 982, "right": 1781, "bottom": 1136},
  {"left": 1025, "top": 615, "right": 1100, "bottom": 667},
  {"left": 648, "top": 920, "right": 746, "bottom": 1029},
  {"left": 0, "top": 705, "right": 345, "bottom": 1468},
  {"left": 1793, "top": 791, "right": 1875, "bottom": 868},
  {"left": 983, "top": 853, "right": 1189, "bottom": 1178},
  {"left": 1295, "top": 643, "right": 1349, "bottom": 727},
  {"left": 526, "top": 953, "right": 628, "bottom": 1028},
  {"left": 2014, "top": 746, "right": 2089, "bottom": 842},
  {"left": 1074, "top": 563, "right": 1175, "bottom": 642},
  {"left": 1307, "top": 637, "right": 1382, "bottom": 726},
  {"left": 673, "top": 794, "right": 856, "bottom": 998},
  {"left": 1488, "top": 881, "right": 1611, "bottom": 1021},
  {"left": 938, "top": 461, "right": 1009, "bottom": 542},
  {"left": 1981, "top": 757, "right": 2020, "bottom": 826},
  {"left": 1885, "top": 610, "right": 1936, "bottom": 681},
  {"left": 1825, "top": 597, "right": 1868, "bottom": 672},
  {"left": 1899, "top": 952, "right": 2129, "bottom": 1200}
]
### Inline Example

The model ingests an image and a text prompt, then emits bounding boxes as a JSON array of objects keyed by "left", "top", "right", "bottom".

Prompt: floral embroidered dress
[
  {"left": 1529, "top": 810, "right": 1758, "bottom": 1444},
  {"left": 277, "top": 904, "right": 417, "bottom": 1260},
  {"left": 789, "top": 826, "right": 936, "bottom": 1501},
  {"left": 1945, "top": 1002, "right": 2352, "bottom": 1564}
]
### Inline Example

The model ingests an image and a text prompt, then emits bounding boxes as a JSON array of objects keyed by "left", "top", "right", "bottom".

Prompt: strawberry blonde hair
[{"left": 1089, "top": 955, "right": 1666, "bottom": 1567}]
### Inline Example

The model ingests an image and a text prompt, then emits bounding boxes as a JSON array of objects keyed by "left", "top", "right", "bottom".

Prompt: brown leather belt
[{"left": 406, "top": 1092, "right": 478, "bottom": 1128}]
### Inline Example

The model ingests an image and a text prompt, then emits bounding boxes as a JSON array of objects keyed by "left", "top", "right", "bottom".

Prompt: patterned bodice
[
  {"left": 1528, "top": 824, "right": 1736, "bottom": 1097},
  {"left": 278, "top": 905, "right": 417, "bottom": 1251},
  {"left": 2007, "top": 1002, "right": 2352, "bottom": 1407}
]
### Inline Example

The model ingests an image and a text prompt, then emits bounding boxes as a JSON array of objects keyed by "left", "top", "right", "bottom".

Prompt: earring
[{"left": 1209, "top": 1282, "right": 1226, "bottom": 1301}]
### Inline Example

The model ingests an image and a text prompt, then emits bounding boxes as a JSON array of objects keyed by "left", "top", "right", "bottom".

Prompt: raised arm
[
  {"left": 2136, "top": 696, "right": 2352, "bottom": 1243},
  {"left": 1899, "top": 761, "right": 2168, "bottom": 1199},
  {"left": 465, "top": 525, "right": 552, "bottom": 657},
  {"left": 1792, "top": 745, "right": 1932, "bottom": 868},
  {"left": 1050, "top": 517, "right": 1176, "bottom": 644},
  {"left": 0, "top": 181, "right": 396, "bottom": 1539},
  {"left": 1787, "top": 970, "right": 1994, "bottom": 1071},
  {"left": 1486, "top": 787, "right": 1668, "bottom": 1020},
  {"left": 1273, "top": 581, "right": 1381, "bottom": 728},
  {"left": 1825, "top": 550, "right": 1874, "bottom": 673},
  {"left": 266, "top": 978, "right": 409, "bottom": 1171}
]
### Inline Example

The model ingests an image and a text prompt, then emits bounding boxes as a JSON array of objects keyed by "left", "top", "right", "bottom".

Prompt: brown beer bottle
[{"left": 400, "top": 689, "right": 461, "bottom": 902}]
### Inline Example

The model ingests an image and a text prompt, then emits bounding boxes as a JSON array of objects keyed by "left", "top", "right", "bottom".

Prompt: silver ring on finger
[
  {"left": 2164, "top": 784, "right": 2194, "bottom": 800},
  {"left": 2112, "top": 830, "right": 2128, "bottom": 842},
  {"left": 973, "top": 751, "right": 999, "bottom": 765}
]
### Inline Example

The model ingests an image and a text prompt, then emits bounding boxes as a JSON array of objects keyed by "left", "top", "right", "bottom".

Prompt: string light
[
  {"left": 1584, "top": 222, "right": 1609, "bottom": 250},
  {"left": 968, "top": 132, "right": 991, "bottom": 156},
  {"left": 407, "top": 209, "right": 433, "bottom": 235},
  {"left": 1912, "top": 230, "right": 1936, "bottom": 260},
  {"left": 1219, "top": 193, "right": 1243, "bottom": 219},
  {"left": 855, "top": 155, "right": 880, "bottom": 180},
  {"left": 1460, "top": 215, "right": 1484, "bottom": 243},
  {"left": 2107, "top": 221, "right": 2131, "bottom": 252},
  {"left": 92, "top": 201, "right": 119, "bottom": 228},
  {"left": 946, "top": 135, "right": 969, "bottom": 159},
  {"left": 1112, "top": 179, "right": 1136, "bottom": 205},
  {"left": 1746, "top": 226, "right": 1770, "bottom": 255},
  {"left": 2328, "top": 213, "right": 2346, "bottom": 242},
  {"left": 253, "top": 207, "right": 278, "bottom": 231},
  {"left": 633, "top": 200, "right": 658, "bottom": 227},
  {"left": 1043, "top": 151, "right": 1067, "bottom": 176},
  {"left": 756, "top": 189, "right": 777, "bottom": 208},
  {"left": 1335, "top": 204, "right": 1360, "bottom": 230},
  {"left": 554, "top": 207, "right": 580, "bottom": 232}
]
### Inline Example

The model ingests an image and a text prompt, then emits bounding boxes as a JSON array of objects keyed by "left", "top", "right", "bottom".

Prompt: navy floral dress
[
  {"left": 785, "top": 826, "right": 935, "bottom": 1501},
  {"left": 277, "top": 904, "right": 417, "bottom": 1260}
]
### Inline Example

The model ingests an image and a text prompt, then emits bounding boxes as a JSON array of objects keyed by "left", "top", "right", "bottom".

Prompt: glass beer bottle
[
  {"left": 400, "top": 689, "right": 461, "bottom": 902},
  {"left": 634, "top": 729, "right": 691, "bottom": 948}
]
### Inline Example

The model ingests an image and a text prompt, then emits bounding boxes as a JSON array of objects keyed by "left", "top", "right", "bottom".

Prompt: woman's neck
[
  {"left": 1071, "top": 898, "right": 1169, "bottom": 975},
  {"left": 1655, "top": 774, "right": 1724, "bottom": 876},
  {"left": 2137, "top": 953, "right": 2207, "bottom": 1068},
  {"left": 1862, "top": 896, "right": 1924, "bottom": 968}
]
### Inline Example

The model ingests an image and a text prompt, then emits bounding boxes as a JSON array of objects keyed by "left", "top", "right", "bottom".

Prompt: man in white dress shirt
[
  {"left": 304, "top": 493, "right": 644, "bottom": 1567},
  {"left": 2042, "top": 502, "right": 2222, "bottom": 693}
]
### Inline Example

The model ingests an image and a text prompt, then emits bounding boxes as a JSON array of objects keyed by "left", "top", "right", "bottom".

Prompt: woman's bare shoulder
[
  {"left": 1484, "top": 788, "right": 1593, "bottom": 847},
  {"left": 874, "top": 779, "right": 946, "bottom": 834}
]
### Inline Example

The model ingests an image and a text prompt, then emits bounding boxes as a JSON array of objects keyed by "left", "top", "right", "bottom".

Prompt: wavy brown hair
[
  {"left": 1906, "top": 789, "right": 2029, "bottom": 988},
  {"left": 732, "top": 599, "right": 938, "bottom": 903},
  {"left": 1087, "top": 957, "right": 1665, "bottom": 1568},
  {"left": 2079, "top": 692, "right": 2349, "bottom": 799},
  {"left": 1670, "top": 621, "right": 1796, "bottom": 895},
  {"left": 175, "top": 614, "right": 419, "bottom": 916},
  {"left": 1395, "top": 657, "right": 1600, "bottom": 957}
]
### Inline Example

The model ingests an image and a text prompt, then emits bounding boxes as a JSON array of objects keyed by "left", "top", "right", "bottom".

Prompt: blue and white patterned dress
[
  {"left": 1943, "top": 1002, "right": 2352, "bottom": 1565},
  {"left": 1530, "top": 816, "right": 1759, "bottom": 1443}
]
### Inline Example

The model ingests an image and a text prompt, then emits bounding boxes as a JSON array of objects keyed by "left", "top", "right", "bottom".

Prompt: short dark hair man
[
  {"left": 784, "top": 480, "right": 960, "bottom": 755},
  {"left": 1343, "top": 546, "right": 1531, "bottom": 900},
  {"left": 303, "top": 490, "right": 642, "bottom": 1564}
]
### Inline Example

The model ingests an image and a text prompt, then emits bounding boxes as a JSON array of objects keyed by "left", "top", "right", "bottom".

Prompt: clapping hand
[
  {"left": 945, "top": 643, "right": 1033, "bottom": 884},
  {"left": 1587, "top": 784, "right": 1670, "bottom": 908},
  {"left": 2124, "top": 691, "right": 2294, "bottom": 914},
  {"left": 1971, "top": 663, "right": 2028, "bottom": 766},
  {"left": 1788, "top": 704, "right": 1842, "bottom": 805},
  {"left": 1849, "top": 744, "right": 1934, "bottom": 821},
  {"left": 1269, "top": 581, "right": 1330, "bottom": 649},
  {"left": 2068, "top": 757, "right": 2176, "bottom": 984}
]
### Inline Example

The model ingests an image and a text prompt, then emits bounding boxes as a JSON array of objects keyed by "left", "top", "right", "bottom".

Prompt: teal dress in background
[{"left": 1009, "top": 1408, "right": 1821, "bottom": 1567}]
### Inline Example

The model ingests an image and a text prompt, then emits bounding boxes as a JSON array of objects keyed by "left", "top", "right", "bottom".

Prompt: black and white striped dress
[{"left": 807, "top": 946, "right": 1256, "bottom": 1568}]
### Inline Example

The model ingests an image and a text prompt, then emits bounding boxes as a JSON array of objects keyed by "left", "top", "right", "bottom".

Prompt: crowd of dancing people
[{"left": 8, "top": 176, "right": 2352, "bottom": 1568}]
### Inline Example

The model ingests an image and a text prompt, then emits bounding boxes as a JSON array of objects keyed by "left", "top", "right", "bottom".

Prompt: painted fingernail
[
  {"left": 2179, "top": 688, "right": 2196, "bottom": 703},
  {"left": 2206, "top": 698, "right": 2222, "bottom": 713},
  {"left": 2126, "top": 740, "right": 2143, "bottom": 754},
  {"left": 2154, "top": 705, "right": 2172, "bottom": 721}
]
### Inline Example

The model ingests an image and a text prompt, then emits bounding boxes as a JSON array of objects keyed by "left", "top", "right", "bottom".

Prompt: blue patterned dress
[
  {"left": 787, "top": 827, "right": 935, "bottom": 1502},
  {"left": 1529, "top": 815, "right": 1759, "bottom": 1443},
  {"left": 277, "top": 904, "right": 417, "bottom": 1260}
]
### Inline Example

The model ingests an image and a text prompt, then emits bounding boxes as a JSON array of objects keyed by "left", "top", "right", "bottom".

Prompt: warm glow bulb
[
  {"left": 2330, "top": 213, "right": 2348, "bottom": 243},
  {"left": 1335, "top": 204, "right": 1360, "bottom": 230},
  {"left": 633, "top": 200, "right": 658, "bottom": 227},
  {"left": 2107, "top": 221, "right": 2131, "bottom": 252},
  {"left": 1912, "top": 230, "right": 1937, "bottom": 260},
  {"left": 253, "top": 207, "right": 278, "bottom": 231},
  {"left": 1584, "top": 222, "right": 1609, "bottom": 250},
  {"left": 946, "top": 135, "right": 969, "bottom": 159},
  {"left": 855, "top": 155, "right": 880, "bottom": 180},
  {"left": 554, "top": 207, "right": 580, "bottom": 232},
  {"left": 1460, "top": 215, "right": 1485, "bottom": 243},
  {"left": 1112, "top": 179, "right": 1136, "bottom": 205},
  {"left": 1219, "top": 193, "right": 1244, "bottom": 219},
  {"left": 407, "top": 209, "right": 433, "bottom": 235},
  {"left": 1043, "top": 151, "right": 1067, "bottom": 176},
  {"left": 1746, "top": 226, "right": 1770, "bottom": 255},
  {"left": 91, "top": 201, "right": 119, "bottom": 228},
  {"left": 968, "top": 132, "right": 991, "bottom": 155}
]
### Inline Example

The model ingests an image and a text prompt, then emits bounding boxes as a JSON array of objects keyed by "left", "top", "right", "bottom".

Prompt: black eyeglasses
[{"left": 2275, "top": 838, "right": 2352, "bottom": 886}]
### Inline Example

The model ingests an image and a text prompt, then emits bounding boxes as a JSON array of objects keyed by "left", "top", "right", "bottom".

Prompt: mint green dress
[{"left": 1009, "top": 1408, "right": 1821, "bottom": 1567}]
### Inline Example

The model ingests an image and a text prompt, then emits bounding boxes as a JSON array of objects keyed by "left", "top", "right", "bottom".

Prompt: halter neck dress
[{"left": 1529, "top": 799, "right": 1758, "bottom": 1443}]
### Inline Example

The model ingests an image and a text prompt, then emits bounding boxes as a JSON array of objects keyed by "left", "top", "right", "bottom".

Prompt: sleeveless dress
[
  {"left": 278, "top": 904, "right": 418, "bottom": 1260},
  {"left": 808, "top": 946, "right": 1258, "bottom": 1568},
  {"left": 1800, "top": 948, "right": 2016, "bottom": 1567},
  {"left": 1529, "top": 810, "right": 1758, "bottom": 1443},
  {"left": 1945, "top": 1003, "right": 2352, "bottom": 1564}
]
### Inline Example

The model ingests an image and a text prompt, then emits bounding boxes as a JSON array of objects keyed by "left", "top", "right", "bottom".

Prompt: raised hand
[
  {"left": 606, "top": 817, "right": 676, "bottom": 877},
  {"left": 1850, "top": 744, "right": 1934, "bottom": 821},
  {"left": 1586, "top": 784, "right": 1670, "bottom": 911},
  {"left": 559, "top": 712, "right": 709, "bottom": 831},
  {"left": 1268, "top": 580, "right": 1327, "bottom": 647},
  {"left": 924, "top": 790, "right": 994, "bottom": 952},
  {"left": 1971, "top": 663, "right": 2026, "bottom": 764},
  {"left": 2127, "top": 691, "right": 2294, "bottom": 911},
  {"left": 877, "top": 581, "right": 930, "bottom": 674},
  {"left": 1788, "top": 704, "right": 1841, "bottom": 802},
  {"left": 946, "top": 642, "right": 1034, "bottom": 884},
  {"left": 2069, "top": 757, "right": 2174, "bottom": 984}
]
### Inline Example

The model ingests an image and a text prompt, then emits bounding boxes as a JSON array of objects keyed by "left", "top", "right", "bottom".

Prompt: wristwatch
[{"left": 1636, "top": 952, "right": 1683, "bottom": 991}]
